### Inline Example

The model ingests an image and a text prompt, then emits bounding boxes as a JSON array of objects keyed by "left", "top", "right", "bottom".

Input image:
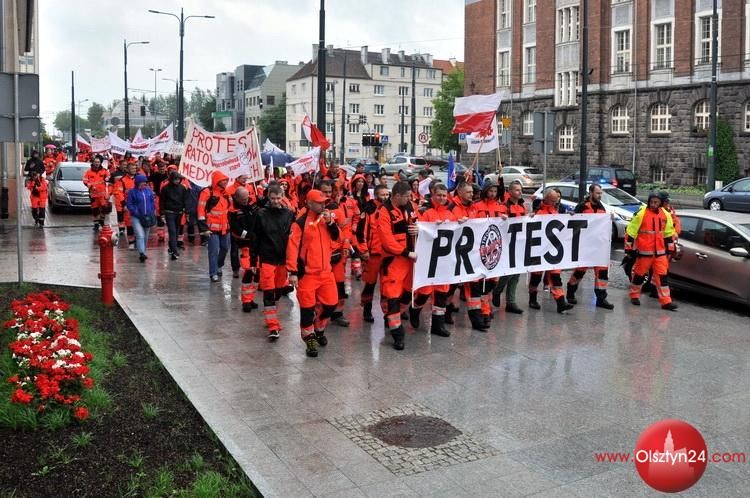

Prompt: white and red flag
[
  {"left": 287, "top": 147, "right": 321, "bottom": 176},
  {"left": 451, "top": 92, "right": 504, "bottom": 135},
  {"left": 301, "top": 115, "right": 330, "bottom": 150},
  {"left": 76, "top": 134, "right": 91, "bottom": 152}
]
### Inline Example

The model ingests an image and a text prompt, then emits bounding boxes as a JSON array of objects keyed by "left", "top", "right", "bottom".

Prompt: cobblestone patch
[{"left": 329, "top": 403, "right": 496, "bottom": 476}]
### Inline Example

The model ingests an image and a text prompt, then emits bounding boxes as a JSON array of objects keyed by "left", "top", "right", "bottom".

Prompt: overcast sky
[{"left": 39, "top": 0, "right": 464, "bottom": 131}]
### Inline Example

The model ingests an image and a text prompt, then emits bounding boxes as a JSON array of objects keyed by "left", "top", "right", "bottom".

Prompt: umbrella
[{"left": 261, "top": 150, "right": 295, "bottom": 166}]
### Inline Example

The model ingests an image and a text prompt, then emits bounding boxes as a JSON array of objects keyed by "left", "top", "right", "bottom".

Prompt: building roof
[
  {"left": 288, "top": 49, "right": 436, "bottom": 82},
  {"left": 433, "top": 59, "right": 464, "bottom": 75}
]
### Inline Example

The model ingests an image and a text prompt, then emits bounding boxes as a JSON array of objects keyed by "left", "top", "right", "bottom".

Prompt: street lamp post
[
  {"left": 76, "top": 98, "right": 89, "bottom": 133},
  {"left": 149, "top": 68, "right": 162, "bottom": 133},
  {"left": 124, "top": 39, "right": 149, "bottom": 139},
  {"left": 148, "top": 8, "right": 215, "bottom": 142}
]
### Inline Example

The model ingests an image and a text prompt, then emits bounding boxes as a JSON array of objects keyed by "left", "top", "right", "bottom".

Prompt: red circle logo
[{"left": 634, "top": 419, "right": 707, "bottom": 493}]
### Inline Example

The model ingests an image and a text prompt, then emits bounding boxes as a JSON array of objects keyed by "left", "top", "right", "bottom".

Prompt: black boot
[
  {"left": 444, "top": 307, "right": 454, "bottom": 324},
  {"left": 492, "top": 289, "right": 502, "bottom": 307},
  {"left": 430, "top": 314, "right": 451, "bottom": 337},
  {"left": 408, "top": 306, "right": 421, "bottom": 329},
  {"left": 594, "top": 289, "right": 614, "bottom": 310},
  {"left": 529, "top": 293, "right": 541, "bottom": 310},
  {"left": 468, "top": 309, "right": 489, "bottom": 331},
  {"left": 566, "top": 284, "right": 578, "bottom": 305},
  {"left": 446, "top": 302, "right": 460, "bottom": 313},
  {"left": 363, "top": 302, "right": 374, "bottom": 323},
  {"left": 556, "top": 297, "right": 574, "bottom": 314},
  {"left": 505, "top": 303, "right": 523, "bottom": 314},
  {"left": 391, "top": 326, "right": 405, "bottom": 350},
  {"left": 481, "top": 313, "right": 491, "bottom": 328}
]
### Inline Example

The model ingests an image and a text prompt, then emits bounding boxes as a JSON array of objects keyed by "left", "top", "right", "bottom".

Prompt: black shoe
[
  {"left": 139, "top": 253, "right": 147, "bottom": 262},
  {"left": 363, "top": 303, "right": 374, "bottom": 323},
  {"left": 210, "top": 275, "right": 220, "bottom": 283},
  {"left": 566, "top": 284, "right": 578, "bottom": 305},
  {"left": 93, "top": 223, "right": 100, "bottom": 231},
  {"left": 630, "top": 298, "right": 641, "bottom": 306},
  {"left": 661, "top": 303, "right": 678, "bottom": 311},
  {"left": 648, "top": 291, "right": 659, "bottom": 299},
  {"left": 242, "top": 302, "right": 255, "bottom": 313},
  {"left": 430, "top": 315, "right": 451, "bottom": 337},
  {"left": 408, "top": 306, "right": 421, "bottom": 329},
  {"left": 529, "top": 294, "right": 541, "bottom": 310},
  {"left": 492, "top": 291, "right": 502, "bottom": 308},
  {"left": 177, "top": 241, "right": 185, "bottom": 249},
  {"left": 596, "top": 299, "right": 614, "bottom": 310},
  {"left": 305, "top": 338, "right": 319, "bottom": 357},
  {"left": 315, "top": 330, "right": 328, "bottom": 347},
  {"left": 233, "top": 270, "right": 240, "bottom": 278},
  {"left": 556, "top": 297, "right": 574, "bottom": 314},
  {"left": 171, "top": 253, "right": 179, "bottom": 260},
  {"left": 217, "top": 269, "right": 223, "bottom": 277},
  {"left": 446, "top": 303, "right": 460, "bottom": 313},
  {"left": 333, "top": 316, "right": 350, "bottom": 327},
  {"left": 391, "top": 326, "right": 405, "bottom": 350},
  {"left": 482, "top": 314, "right": 491, "bottom": 328},
  {"left": 444, "top": 310, "right": 454, "bottom": 325},
  {"left": 119, "top": 227, "right": 126, "bottom": 235},
  {"left": 468, "top": 310, "right": 489, "bottom": 331},
  {"left": 505, "top": 303, "right": 523, "bottom": 314},
  {"left": 267, "top": 329, "right": 280, "bottom": 341}
]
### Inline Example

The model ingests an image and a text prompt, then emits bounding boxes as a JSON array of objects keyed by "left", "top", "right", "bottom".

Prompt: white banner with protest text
[
  {"left": 412, "top": 214, "right": 612, "bottom": 289},
  {"left": 106, "top": 123, "right": 174, "bottom": 157}
]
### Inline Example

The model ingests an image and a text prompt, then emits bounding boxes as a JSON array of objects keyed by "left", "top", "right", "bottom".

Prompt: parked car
[
  {"left": 703, "top": 177, "right": 750, "bottom": 212},
  {"left": 500, "top": 166, "right": 544, "bottom": 192},
  {"left": 380, "top": 156, "right": 428, "bottom": 177},
  {"left": 669, "top": 209, "right": 750, "bottom": 306},
  {"left": 348, "top": 158, "right": 381, "bottom": 176},
  {"left": 560, "top": 165, "right": 637, "bottom": 196},
  {"left": 530, "top": 182, "right": 644, "bottom": 240},
  {"left": 48, "top": 162, "right": 91, "bottom": 212}
]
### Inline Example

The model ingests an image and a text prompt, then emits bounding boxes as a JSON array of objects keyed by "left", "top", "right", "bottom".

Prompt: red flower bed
[{"left": 3, "top": 290, "right": 94, "bottom": 420}]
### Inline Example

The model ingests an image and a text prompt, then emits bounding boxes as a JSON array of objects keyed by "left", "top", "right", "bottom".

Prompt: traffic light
[
  {"left": 373, "top": 132, "right": 381, "bottom": 147},
  {"left": 362, "top": 133, "right": 370, "bottom": 146}
]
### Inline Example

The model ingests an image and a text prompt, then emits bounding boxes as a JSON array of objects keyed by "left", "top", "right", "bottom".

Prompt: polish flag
[
  {"left": 301, "top": 115, "right": 330, "bottom": 151},
  {"left": 452, "top": 92, "right": 504, "bottom": 135}
]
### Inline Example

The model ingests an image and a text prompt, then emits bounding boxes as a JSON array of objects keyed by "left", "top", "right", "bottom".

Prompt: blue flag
[{"left": 447, "top": 152, "right": 456, "bottom": 190}]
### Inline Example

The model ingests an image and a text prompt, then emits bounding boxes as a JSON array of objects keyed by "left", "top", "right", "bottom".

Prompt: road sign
[
  {"left": 110, "top": 116, "right": 120, "bottom": 126},
  {"left": 418, "top": 132, "right": 429, "bottom": 144},
  {"left": 458, "top": 133, "right": 467, "bottom": 143},
  {"left": 381, "top": 135, "right": 389, "bottom": 144},
  {"left": 501, "top": 117, "right": 512, "bottom": 128}
]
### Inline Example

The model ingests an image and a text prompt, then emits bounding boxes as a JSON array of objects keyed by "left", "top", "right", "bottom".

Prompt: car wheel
[
  {"left": 708, "top": 199, "right": 722, "bottom": 211},
  {"left": 380, "top": 168, "right": 386, "bottom": 177}
]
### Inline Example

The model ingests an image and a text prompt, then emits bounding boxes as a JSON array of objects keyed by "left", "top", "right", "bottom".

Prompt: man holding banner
[{"left": 492, "top": 181, "right": 528, "bottom": 314}]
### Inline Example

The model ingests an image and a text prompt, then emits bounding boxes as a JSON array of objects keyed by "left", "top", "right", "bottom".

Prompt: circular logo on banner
[
  {"left": 479, "top": 225, "right": 502, "bottom": 270},
  {"left": 634, "top": 419, "right": 708, "bottom": 493}
]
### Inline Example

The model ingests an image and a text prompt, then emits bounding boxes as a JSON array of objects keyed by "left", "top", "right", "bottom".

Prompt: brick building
[{"left": 465, "top": 0, "right": 750, "bottom": 185}]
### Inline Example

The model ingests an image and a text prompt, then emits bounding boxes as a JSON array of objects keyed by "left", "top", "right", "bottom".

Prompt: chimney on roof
[
  {"left": 361, "top": 46, "right": 368, "bottom": 65},
  {"left": 312, "top": 43, "right": 318, "bottom": 62},
  {"left": 449, "top": 57, "right": 457, "bottom": 67},
  {"left": 275, "top": 60, "right": 288, "bottom": 65},
  {"left": 425, "top": 54, "right": 433, "bottom": 66},
  {"left": 381, "top": 48, "right": 390, "bottom": 65},
  {"left": 398, "top": 50, "right": 405, "bottom": 62}
]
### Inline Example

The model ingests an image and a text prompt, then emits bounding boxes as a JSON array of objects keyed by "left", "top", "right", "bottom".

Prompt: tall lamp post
[
  {"left": 163, "top": 77, "right": 196, "bottom": 128},
  {"left": 76, "top": 98, "right": 89, "bottom": 133},
  {"left": 148, "top": 8, "right": 215, "bottom": 142},
  {"left": 149, "top": 68, "right": 162, "bottom": 133},
  {"left": 124, "top": 40, "right": 149, "bottom": 139}
]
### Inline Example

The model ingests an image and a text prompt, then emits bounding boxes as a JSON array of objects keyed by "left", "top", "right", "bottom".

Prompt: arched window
[
  {"left": 694, "top": 100, "right": 710, "bottom": 132},
  {"left": 650, "top": 103, "right": 671, "bottom": 134},
  {"left": 611, "top": 105, "right": 630, "bottom": 134}
]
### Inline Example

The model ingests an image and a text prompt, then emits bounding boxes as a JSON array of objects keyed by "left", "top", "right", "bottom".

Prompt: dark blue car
[{"left": 703, "top": 177, "right": 750, "bottom": 213}]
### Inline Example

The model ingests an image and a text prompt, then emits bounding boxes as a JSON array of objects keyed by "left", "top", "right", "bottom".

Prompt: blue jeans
[
  {"left": 207, "top": 232, "right": 230, "bottom": 277},
  {"left": 131, "top": 216, "right": 151, "bottom": 255}
]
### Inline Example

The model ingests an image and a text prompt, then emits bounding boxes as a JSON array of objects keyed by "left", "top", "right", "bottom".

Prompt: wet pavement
[{"left": 2, "top": 216, "right": 750, "bottom": 497}]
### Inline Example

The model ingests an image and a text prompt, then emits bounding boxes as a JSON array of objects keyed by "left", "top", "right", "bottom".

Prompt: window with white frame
[
  {"left": 398, "top": 86, "right": 409, "bottom": 96},
  {"left": 326, "top": 123, "right": 335, "bottom": 133},
  {"left": 653, "top": 22, "right": 673, "bottom": 69},
  {"left": 325, "top": 82, "right": 335, "bottom": 91},
  {"left": 400, "top": 67, "right": 406, "bottom": 78},
  {"left": 522, "top": 112, "right": 534, "bottom": 136},
  {"left": 399, "top": 105, "right": 409, "bottom": 115},
  {"left": 525, "top": 0, "right": 536, "bottom": 23},
  {"left": 374, "top": 85, "right": 384, "bottom": 95},
  {"left": 326, "top": 102, "right": 334, "bottom": 113},
  {"left": 422, "top": 125, "right": 432, "bottom": 134},
  {"left": 301, "top": 83, "right": 306, "bottom": 92},
  {"left": 380, "top": 66, "right": 389, "bottom": 76},
  {"left": 423, "top": 88, "right": 433, "bottom": 97},
  {"left": 498, "top": 0, "right": 511, "bottom": 28},
  {"left": 745, "top": 102, "right": 750, "bottom": 132},
  {"left": 398, "top": 124, "right": 409, "bottom": 134},
  {"left": 414, "top": 68, "right": 421, "bottom": 78},
  {"left": 349, "top": 103, "right": 359, "bottom": 114},
  {"left": 373, "top": 124, "right": 384, "bottom": 133},
  {"left": 524, "top": 46, "right": 536, "bottom": 84},
  {"left": 650, "top": 103, "right": 671, "bottom": 134},
  {"left": 349, "top": 83, "right": 360, "bottom": 93},
  {"left": 558, "top": 126, "right": 574, "bottom": 152},
  {"left": 555, "top": 71, "right": 578, "bottom": 107},
  {"left": 694, "top": 100, "right": 709, "bottom": 131},
  {"left": 696, "top": 13, "right": 721, "bottom": 65},
  {"left": 557, "top": 6, "right": 580, "bottom": 43},
  {"left": 614, "top": 29, "right": 631, "bottom": 73},
  {"left": 291, "top": 84, "right": 296, "bottom": 95},
  {"left": 497, "top": 51, "right": 510, "bottom": 87},
  {"left": 611, "top": 105, "right": 630, "bottom": 134},
  {"left": 374, "top": 104, "right": 384, "bottom": 116},
  {"left": 291, "top": 124, "right": 297, "bottom": 134},
  {"left": 348, "top": 123, "right": 359, "bottom": 133},
  {"left": 427, "top": 69, "right": 436, "bottom": 79},
  {"left": 651, "top": 166, "right": 665, "bottom": 183},
  {"left": 423, "top": 107, "right": 433, "bottom": 117}
]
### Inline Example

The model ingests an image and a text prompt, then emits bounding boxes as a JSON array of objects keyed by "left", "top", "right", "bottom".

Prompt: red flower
[
  {"left": 11, "top": 388, "right": 33, "bottom": 404},
  {"left": 73, "top": 406, "right": 89, "bottom": 421},
  {"left": 82, "top": 377, "right": 94, "bottom": 389}
]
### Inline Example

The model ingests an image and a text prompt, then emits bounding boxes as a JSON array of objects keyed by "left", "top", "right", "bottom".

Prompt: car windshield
[
  {"left": 736, "top": 224, "right": 750, "bottom": 239},
  {"left": 602, "top": 187, "right": 639, "bottom": 206},
  {"left": 523, "top": 168, "right": 542, "bottom": 174},
  {"left": 616, "top": 170, "right": 635, "bottom": 180},
  {"left": 58, "top": 167, "right": 86, "bottom": 181},
  {"left": 413, "top": 158, "right": 426, "bottom": 165}
]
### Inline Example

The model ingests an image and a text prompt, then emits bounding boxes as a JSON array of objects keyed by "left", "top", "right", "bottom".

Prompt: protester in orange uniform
[
  {"left": 317, "top": 180, "right": 350, "bottom": 327},
  {"left": 528, "top": 188, "right": 576, "bottom": 313},
  {"left": 492, "top": 180, "right": 526, "bottom": 314},
  {"left": 409, "top": 183, "right": 454, "bottom": 337},
  {"left": 286, "top": 189, "right": 340, "bottom": 357},
  {"left": 565, "top": 183, "right": 615, "bottom": 310},
  {"left": 625, "top": 192, "right": 678, "bottom": 311},
  {"left": 252, "top": 185, "right": 295, "bottom": 341},
  {"left": 25, "top": 171, "right": 47, "bottom": 227},
  {"left": 226, "top": 174, "right": 251, "bottom": 278},
  {"left": 82, "top": 155, "right": 111, "bottom": 231},
  {"left": 474, "top": 180, "right": 508, "bottom": 324},
  {"left": 356, "top": 184, "right": 389, "bottom": 323},
  {"left": 378, "top": 181, "right": 418, "bottom": 351},
  {"left": 278, "top": 178, "right": 297, "bottom": 212},
  {"left": 54, "top": 148, "right": 66, "bottom": 164},
  {"left": 43, "top": 149, "right": 57, "bottom": 176},
  {"left": 114, "top": 163, "right": 138, "bottom": 247},
  {"left": 229, "top": 187, "right": 260, "bottom": 311},
  {"left": 197, "top": 170, "right": 232, "bottom": 282}
]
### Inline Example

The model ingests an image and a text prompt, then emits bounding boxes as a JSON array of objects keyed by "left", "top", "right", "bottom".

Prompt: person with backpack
[
  {"left": 197, "top": 171, "right": 231, "bottom": 282},
  {"left": 126, "top": 175, "right": 157, "bottom": 262},
  {"left": 26, "top": 170, "right": 48, "bottom": 227},
  {"left": 159, "top": 170, "right": 192, "bottom": 260}
]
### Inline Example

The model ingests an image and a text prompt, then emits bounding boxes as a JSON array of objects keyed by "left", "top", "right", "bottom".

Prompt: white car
[
  {"left": 380, "top": 156, "right": 427, "bottom": 177},
  {"left": 500, "top": 166, "right": 544, "bottom": 192},
  {"left": 530, "top": 182, "right": 644, "bottom": 240}
]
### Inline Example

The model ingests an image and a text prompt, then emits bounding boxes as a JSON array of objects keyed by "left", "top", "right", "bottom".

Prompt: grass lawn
[{"left": 0, "top": 283, "right": 259, "bottom": 497}]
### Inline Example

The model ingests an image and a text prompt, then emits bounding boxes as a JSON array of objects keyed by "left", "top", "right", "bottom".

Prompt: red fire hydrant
[{"left": 97, "top": 225, "right": 117, "bottom": 306}]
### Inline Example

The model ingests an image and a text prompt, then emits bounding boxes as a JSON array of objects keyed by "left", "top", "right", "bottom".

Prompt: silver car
[
  {"left": 48, "top": 162, "right": 91, "bottom": 212},
  {"left": 501, "top": 166, "right": 544, "bottom": 192},
  {"left": 380, "top": 156, "right": 427, "bottom": 177},
  {"left": 669, "top": 209, "right": 750, "bottom": 306}
]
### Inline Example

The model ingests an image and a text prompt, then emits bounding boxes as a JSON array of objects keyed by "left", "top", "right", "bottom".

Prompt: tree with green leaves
[
  {"left": 430, "top": 69, "right": 464, "bottom": 157},
  {"left": 198, "top": 92, "right": 216, "bottom": 131},
  {"left": 715, "top": 118, "right": 739, "bottom": 185},
  {"left": 53, "top": 110, "right": 89, "bottom": 135},
  {"left": 257, "top": 96, "right": 286, "bottom": 146},
  {"left": 87, "top": 102, "right": 106, "bottom": 133}
]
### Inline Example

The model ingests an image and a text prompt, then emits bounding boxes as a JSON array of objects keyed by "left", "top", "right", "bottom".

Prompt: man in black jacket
[
  {"left": 159, "top": 171, "right": 191, "bottom": 260},
  {"left": 24, "top": 150, "right": 45, "bottom": 177},
  {"left": 229, "top": 187, "right": 260, "bottom": 313},
  {"left": 252, "top": 184, "right": 294, "bottom": 341}
]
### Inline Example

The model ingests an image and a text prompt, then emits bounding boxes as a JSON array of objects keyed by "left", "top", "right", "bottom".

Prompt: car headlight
[{"left": 54, "top": 186, "right": 67, "bottom": 196}]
